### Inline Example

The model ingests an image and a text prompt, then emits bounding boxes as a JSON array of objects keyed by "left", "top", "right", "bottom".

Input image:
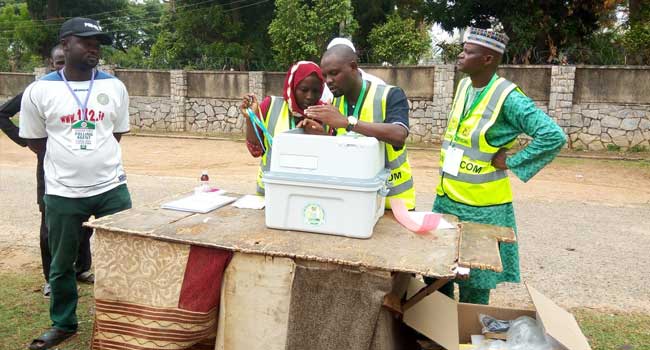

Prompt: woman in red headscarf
[{"left": 239, "top": 61, "right": 327, "bottom": 195}]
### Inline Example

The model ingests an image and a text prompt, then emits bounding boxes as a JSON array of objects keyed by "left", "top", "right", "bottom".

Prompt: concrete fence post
[
  {"left": 431, "top": 64, "right": 456, "bottom": 142},
  {"left": 248, "top": 71, "right": 265, "bottom": 99},
  {"left": 98, "top": 64, "right": 116, "bottom": 76},
  {"left": 34, "top": 67, "right": 47, "bottom": 80},
  {"left": 548, "top": 65, "right": 576, "bottom": 147},
  {"left": 170, "top": 70, "right": 188, "bottom": 132}
]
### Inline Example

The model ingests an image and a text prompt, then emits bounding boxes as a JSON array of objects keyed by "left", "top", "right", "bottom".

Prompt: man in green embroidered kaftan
[{"left": 432, "top": 27, "right": 567, "bottom": 304}]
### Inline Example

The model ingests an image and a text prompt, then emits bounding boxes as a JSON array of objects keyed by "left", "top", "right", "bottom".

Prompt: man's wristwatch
[{"left": 346, "top": 116, "right": 358, "bottom": 132}]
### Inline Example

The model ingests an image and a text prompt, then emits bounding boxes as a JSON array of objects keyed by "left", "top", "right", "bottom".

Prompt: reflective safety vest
[
  {"left": 436, "top": 75, "right": 518, "bottom": 206},
  {"left": 333, "top": 82, "right": 416, "bottom": 210},
  {"left": 256, "top": 96, "right": 292, "bottom": 194}
]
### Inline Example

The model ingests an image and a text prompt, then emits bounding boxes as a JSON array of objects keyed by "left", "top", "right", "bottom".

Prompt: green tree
[
  {"left": 0, "top": 1, "right": 43, "bottom": 71},
  {"left": 103, "top": 0, "right": 163, "bottom": 56},
  {"left": 423, "top": 0, "right": 620, "bottom": 64},
  {"left": 621, "top": 0, "right": 650, "bottom": 64},
  {"left": 149, "top": 0, "right": 275, "bottom": 70},
  {"left": 22, "top": 0, "right": 128, "bottom": 58},
  {"left": 351, "top": 0, "right": 428, "bottom": 63},
  {"left": 368, "top": 12, "right": 431, "bottom": 64},
  {"left": 269, "top": 0, "right": 358, "bottom": 68}
]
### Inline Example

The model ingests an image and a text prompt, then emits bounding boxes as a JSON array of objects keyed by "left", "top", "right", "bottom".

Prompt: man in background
[{"left": 320, "top": 37, "right": 386, "bottom": 102}]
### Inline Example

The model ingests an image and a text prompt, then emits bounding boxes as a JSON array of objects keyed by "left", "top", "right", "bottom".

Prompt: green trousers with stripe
[{"left": 44, "top": 184, "right": 131, "bottom": 332}]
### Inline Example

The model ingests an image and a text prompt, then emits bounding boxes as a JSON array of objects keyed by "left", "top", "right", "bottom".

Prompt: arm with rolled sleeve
[
  {"left": 0, "top": 92, "right": 27, "bottom": 147},
  {"left": 113, "top": 82, "right": 130, "bottom": 142},
  {"left": 19, "top": 84, "right": 48, "bottom": 153},
  {"left": 383, "top": 87, "right": 410, "bottom": 150},
  {"left": 498, "top": 90, "right": 567, "bottom": 182}
]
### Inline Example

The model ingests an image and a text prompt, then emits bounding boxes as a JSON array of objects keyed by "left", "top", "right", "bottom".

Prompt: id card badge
[
  {"left": 442, "top": 146, "right": 464, "bottom": 176},
  {"left": 71, "top": 120, "right": 96, "bottom": 150}
]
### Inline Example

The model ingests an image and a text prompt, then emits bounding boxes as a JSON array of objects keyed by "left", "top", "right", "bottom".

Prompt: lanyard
[
  {"left": 343, "top": 80, "right": 368, "bottom": 118},
  {"left": 452, "top": 74, "right": 498, "bottom": 142},
  {"left": 61, "top": 69, "right": 95, "bottom": 121}
]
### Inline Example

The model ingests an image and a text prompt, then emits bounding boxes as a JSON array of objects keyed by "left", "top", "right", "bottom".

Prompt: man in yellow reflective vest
[
  {"left": 432, "top": 27, "right": 566, "bottom": 304},
  {"left": 305, "top": 44, "right": 416, "bottom": 210}
]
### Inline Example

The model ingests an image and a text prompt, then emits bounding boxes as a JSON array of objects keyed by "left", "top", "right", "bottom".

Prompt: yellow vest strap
[
  {"left": 372, "top": 84, "right": 387, "bottom": 123},
  {"left": 438, "top": 168, "right": 508, "bottom": 184},
  {"left": 389, "top": 177, "right": 414, "bottom": 196},
  {"left": 467, "top": 79, "right": 516, "bottom": 146},
  {"left": 386, "top": 151, "right": 408, "bottom": 169},
  {"left": 261, "top": 97, "right": 286, "bottom": 172},
  {"left": 441, "top": 140, "right": 494, "bottom": 162}
]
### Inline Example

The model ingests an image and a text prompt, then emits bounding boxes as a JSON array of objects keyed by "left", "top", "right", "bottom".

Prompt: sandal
[
  {"left": 76, "top": 271, "right": 95, "bottom": 284},
  {"left": 28, "top": 327, "right": 76, "bottom": 350}
]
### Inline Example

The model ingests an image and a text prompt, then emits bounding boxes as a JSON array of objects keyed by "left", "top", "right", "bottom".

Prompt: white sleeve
[
  {"left": 18, "top": 83, "right": 47, "bottom": 139},
  {"left": 113, "top": 81, "right": 130, "bottom": 133},
  {"left": 360, "top": 69, "right": 386, "bottom": 85}
]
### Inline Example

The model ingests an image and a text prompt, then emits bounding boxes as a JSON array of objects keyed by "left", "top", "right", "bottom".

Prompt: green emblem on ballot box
[{"left": 303, "top": 203, "right": 325, "bottom": 226}]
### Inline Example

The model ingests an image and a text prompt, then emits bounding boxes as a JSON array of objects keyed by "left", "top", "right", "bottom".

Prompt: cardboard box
[{"left": 403, "top": 279, "right": 591, "bottom": 350}]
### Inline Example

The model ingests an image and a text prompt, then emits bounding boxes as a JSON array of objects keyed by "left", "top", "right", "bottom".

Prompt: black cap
[{"left": 59, "top": 17, "right": 112, "bottom": 45}]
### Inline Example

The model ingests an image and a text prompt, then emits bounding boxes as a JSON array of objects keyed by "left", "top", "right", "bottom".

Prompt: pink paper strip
[{"left": 389, "top": 198, "right": 442, "bottom": 234}]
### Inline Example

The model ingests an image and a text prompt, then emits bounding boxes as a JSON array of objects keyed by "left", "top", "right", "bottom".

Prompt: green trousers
[{"left": 44, "top": 184, "right": 131, "bottom": 332}]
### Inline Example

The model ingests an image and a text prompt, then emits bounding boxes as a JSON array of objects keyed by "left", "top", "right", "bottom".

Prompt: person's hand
[
  {"left": 297, "top": 118, "right": 326, "bottom": 135},
  {"left": 239, "top": 93, "right": 259, "bottom": 118},
  {"left": 491, "top": 148, "right": 509, "bottom": 170},
  {"left": 304, "top": 104, "right": 348, "bottom": 129}
]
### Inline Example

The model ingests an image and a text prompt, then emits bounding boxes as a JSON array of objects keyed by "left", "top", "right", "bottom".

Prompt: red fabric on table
[{"left": 178, "top": 246, "right": 233, "bottom": 312}]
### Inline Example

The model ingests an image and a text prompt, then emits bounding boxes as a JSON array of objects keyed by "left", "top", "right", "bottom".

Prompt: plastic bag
[
  {"left": 479, "top": 314, "right": 511, "bottom": 334},
  {"left": 506, "top": 316, "right": 553, "bottom": 350},
  {"left": 476, "top": 340, "right": 508, "bottom": 350}
]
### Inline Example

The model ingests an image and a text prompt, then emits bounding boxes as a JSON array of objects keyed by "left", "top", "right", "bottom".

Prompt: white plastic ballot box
[{"left": 263, "top": 130, "right": 389, "bottom": 238}]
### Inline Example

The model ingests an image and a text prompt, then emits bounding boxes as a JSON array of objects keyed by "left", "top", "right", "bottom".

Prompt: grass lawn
[
  {"left": 573, "top": 309, "right": 650, "bottom": 350},
  {"left": 0, "top": 270, "right": 648, "bottom": 350},
  {"left": 0, "top": 271, "right": 93, "bottom": 350}
]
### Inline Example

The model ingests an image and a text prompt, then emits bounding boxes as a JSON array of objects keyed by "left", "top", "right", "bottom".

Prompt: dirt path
[{"left": 1, "top": 135, "right": 649, "bottom": 312}]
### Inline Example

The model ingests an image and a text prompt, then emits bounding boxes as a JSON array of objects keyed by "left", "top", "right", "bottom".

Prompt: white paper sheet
[
  {"left": 161, "top": 193, "right": 237, "bottom": 213},
  {"left": 232, "top": 195, "right": 266, "bottom": 210}
]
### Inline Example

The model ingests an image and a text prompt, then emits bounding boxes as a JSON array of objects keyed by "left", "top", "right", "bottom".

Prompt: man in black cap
[
  {"left": 20, "top": 17, "right": 132, "bottom": 350},
  {"left": 1, "top": 44, "right": 96, "bottom": 300}
]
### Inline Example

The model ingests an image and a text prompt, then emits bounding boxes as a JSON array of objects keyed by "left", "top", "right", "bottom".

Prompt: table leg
[{"left": 401, "top": 277, "right": 452, "bottom": 311}]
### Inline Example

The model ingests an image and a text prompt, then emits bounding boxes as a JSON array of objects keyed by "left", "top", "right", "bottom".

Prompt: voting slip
[
  {"left": 232, "top": 194, "right": 265, "bottom": 209},
  {"left": 161, "top": 192, "right": 237, "bottom": 213}
]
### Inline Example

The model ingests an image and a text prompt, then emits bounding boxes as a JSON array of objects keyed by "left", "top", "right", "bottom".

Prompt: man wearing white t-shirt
[
  {"left": 20, "top": 17, "right": 132, "bottom": 350},
  {"left": 320, "top": 37, "right": 386, "bottom": 103}
]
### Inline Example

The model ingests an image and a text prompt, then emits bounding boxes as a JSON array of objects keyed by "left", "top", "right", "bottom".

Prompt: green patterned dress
[{"left": 433, "top": 82, "right": 567, "bottom": 304}]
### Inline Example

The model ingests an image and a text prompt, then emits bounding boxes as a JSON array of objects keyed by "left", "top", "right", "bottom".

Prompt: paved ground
[{"left": 1, "top": 134, "right": 649, "bottom": 312}]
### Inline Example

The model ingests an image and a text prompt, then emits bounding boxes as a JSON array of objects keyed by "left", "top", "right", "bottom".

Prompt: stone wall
[
  {"left": 2, "top": 65, "right": 649, "bottom": 150},
  {"left": 568, "top": 67, "right": 650, "bottom": 150},
  {"left": 129, "top": 96, "right": 175, "bottom": 131},
  {"left": 571, "top": 104, "right": 649, "bottom": 150},
  {"left": 185, "top": 98, "right": 242, "bottom": 133}
]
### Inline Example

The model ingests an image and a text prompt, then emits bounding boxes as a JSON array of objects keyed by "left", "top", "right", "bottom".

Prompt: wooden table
[{"left": 86, "top": 203, "right": 515, "bottom": 350}]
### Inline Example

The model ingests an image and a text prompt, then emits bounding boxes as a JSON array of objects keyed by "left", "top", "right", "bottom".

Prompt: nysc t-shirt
[{"left": 19, "top": 70, "right": 130, "bottom": 198}]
